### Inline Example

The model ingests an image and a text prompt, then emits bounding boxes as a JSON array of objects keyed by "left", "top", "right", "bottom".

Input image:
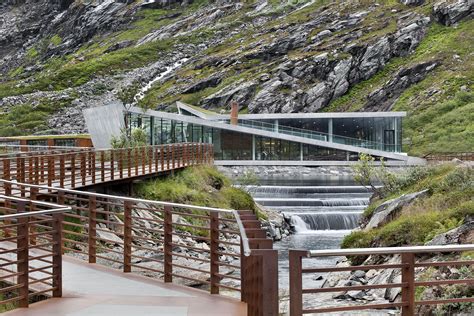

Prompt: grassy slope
[
  {"left": 342, "top": 164, "right": 474, "bottom": 249},
  {"left": 135, "top": 165, "right": 255, "bottom": 211}
]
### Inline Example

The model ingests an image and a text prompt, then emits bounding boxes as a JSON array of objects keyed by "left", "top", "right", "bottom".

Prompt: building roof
[{"left": 176, "top": 102, "right": 407, "bottom": 121}]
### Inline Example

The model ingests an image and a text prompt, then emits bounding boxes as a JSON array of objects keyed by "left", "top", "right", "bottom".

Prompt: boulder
[
  {"left": 425, "top": 219, "right": 474, "bottom": 245},
  {"left": 201, "top": 80, "right": 258, "bottom": 109},
  {"left": 182, "top": 75, "right": 222, "bottom": 94},
  {"left": 104, "top": 40, "right": 134, "bottom": 54},
  {"left": 365, "top": 189, "right": 429, "bottom": 230},
  {"left": 433, "top": 0, "right": 473, "bottom": 26}
]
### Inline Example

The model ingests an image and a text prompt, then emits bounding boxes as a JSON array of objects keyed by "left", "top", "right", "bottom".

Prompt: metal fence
[{"left": 289, "top": 245, "right": 474, "bottom": 315}]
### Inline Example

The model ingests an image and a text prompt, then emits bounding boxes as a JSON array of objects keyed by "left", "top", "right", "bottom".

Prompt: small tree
[
  {"left": 353, "top": 153, "right": 380, "bottom": 195},
  {"left": 352, "top": 153, "right": 401, "bottom": 198},
  {"left": 117, "top": 83, "right": 140, "bottom": 132},
  {"left": 111, "top": 127, "right": 147, "bottom": 149},
  {"left": 235, "top": 170, "right": 260, "bottom": 193}
]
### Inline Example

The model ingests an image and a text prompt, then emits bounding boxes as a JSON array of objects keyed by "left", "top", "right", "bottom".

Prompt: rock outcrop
[
  {"left": 365, "top": 189, "right": 429, "bottom": 230},
  {"left": 364, "top": 60, "right": 439, "bottom": 111},
  {"left": 246, "top": 15, "right": 430, "bottom": 114},
  {"left": 426, "top": 218, "right": 474, "bottom": 245},
  {"left": 433, "top": 0, "right": 474, "bottom": 26}
]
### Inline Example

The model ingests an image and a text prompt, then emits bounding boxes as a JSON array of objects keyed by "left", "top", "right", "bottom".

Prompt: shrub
[{"left": 221, "top": 187, "right": 256, "bottom": 211}]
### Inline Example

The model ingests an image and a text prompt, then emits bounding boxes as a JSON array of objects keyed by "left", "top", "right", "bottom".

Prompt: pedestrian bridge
[{"left": 0, "top": 144, "right": 473, "bottom": 316}]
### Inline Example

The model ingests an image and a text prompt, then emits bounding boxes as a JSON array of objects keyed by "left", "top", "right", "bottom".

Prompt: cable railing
[
  {"left": 237, "top": 119, "right": 401, "bottom": 152},
  {"left": 0, "top": 179, "right": 278, "bottom": 315},
  {"left": 0, "top": 196, "right": 70, "bottom": 309},
  {"left": 289, "top": 245, "right": 474, "bottom": 315}
]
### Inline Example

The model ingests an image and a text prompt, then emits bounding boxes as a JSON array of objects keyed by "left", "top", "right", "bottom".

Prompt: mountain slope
[{"left": 0, "top": 0, "right": 472, "bottom": 156}]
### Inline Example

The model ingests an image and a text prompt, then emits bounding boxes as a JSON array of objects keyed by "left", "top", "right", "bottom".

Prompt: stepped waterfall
[
  {"left": 250, "top": 185, "right": 371, "bottom": 232},
  {"left": 243, "top": 174, "right": 374, "bottom": 290}
]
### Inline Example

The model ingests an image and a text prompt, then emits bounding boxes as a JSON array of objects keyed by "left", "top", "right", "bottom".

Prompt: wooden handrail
[{"left": 0, "top": 143, "right": 214, "bottom": 191}]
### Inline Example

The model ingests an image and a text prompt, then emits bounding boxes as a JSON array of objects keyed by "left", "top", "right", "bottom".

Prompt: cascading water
[
  {"left": 243, "top": 174, "right": 374, "bottom": 290},
  {"left": 289, "top": 215, "right": 308, "bottom": 233},
  {"left": 250, "top": 185, "right": 371, "bottom": 231}
]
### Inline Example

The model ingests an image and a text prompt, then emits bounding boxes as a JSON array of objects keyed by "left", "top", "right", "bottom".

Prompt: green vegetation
[
  {"left": 0, "top": 98, "right": 72, "bottom": 137},
  {"left": 110, "top": 128, "right": 147, "bottom": 148},
  {"left": 50, "top": 35, "right": 62, "bottom": 46},
  {"left": 136, "top": 166, "right": 256, "bottom": 236},
  {"left": 342, "top": 164, "right": 474, "bottom": 249},
  {"left": 136, "top": 166, "right": 255, "bottom": 211}
]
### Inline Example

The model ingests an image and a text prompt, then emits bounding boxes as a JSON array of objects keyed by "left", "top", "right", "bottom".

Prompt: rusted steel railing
[
  {"left": 289, "top": 245, "right": 474, "bottom": 315},
  {"left": 0, "top": 143, "right": 214, "bottom": 194},
  {"left": 0, "top": 180, "right": 278, "bottom": 316},
  {"left": 0, "top": 196, "right": 69, "bottom": 308}
]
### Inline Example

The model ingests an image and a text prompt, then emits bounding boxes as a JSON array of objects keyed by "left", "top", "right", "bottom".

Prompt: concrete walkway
[{"left": 4, "top": 256, "right": 246, "bottom": 316}]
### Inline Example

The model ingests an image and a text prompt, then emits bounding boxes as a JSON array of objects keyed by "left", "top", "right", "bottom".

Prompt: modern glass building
[
  {"left": 90, "top": 101, "right": 420, "bottom": 166},
  {"left": 84, "top": 102, "right": 424, "bottom": 165}
]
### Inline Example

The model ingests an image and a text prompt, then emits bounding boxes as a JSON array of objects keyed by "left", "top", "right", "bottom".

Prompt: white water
[
  {"left": 134, "top": 58, "right": 189, "bottom": 102},
  {"left": 244, "top": 176, "right": 373, "bottom": 291},
  {"left": 290, "top": 215, "right": 308, "bottom": 233}
]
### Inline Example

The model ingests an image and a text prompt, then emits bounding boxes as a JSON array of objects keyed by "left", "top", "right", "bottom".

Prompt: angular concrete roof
[{"left": 176, "top": 102, "right": 407, "bottom": 121}]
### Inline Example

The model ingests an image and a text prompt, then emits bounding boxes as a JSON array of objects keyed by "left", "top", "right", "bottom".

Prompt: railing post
[
  {"left": 3, "top": 159, "right": 12, "bottom": 237},
  {"left": 238, "top": 210, "right": 279, "bottom": 316},
  {"left": 164, "top": 205, "right": 173, "bottom": 282},
  {"left": 70, "top": 154, "right": 76, "bottom": 188},
  {"left": 29, "top": 187, "right": 39, "bottom": 246},
  {"left": 166, "top": 146, "right": 170, "bottom": 171},
  {"left": 110, "top": 151, "right": 115, "bottom": 180},
  {"left": 59, "top": 155, "right": 65, "bottom": 187},
  {"left": 101, "top": 151, "right": 105, "bottom": 182},
  {"left": 154, "top": 147, "right": 159, "bottom": 171},
  {"left": 160, "top": 146, "right": 165, "bottom": 171},
  {"left": 124, "top": 200, "right": 132, "bottom": 273},
  {"left": 17, "top": 200, "right": 29, "bottom": 308},
  {"left": 52, "top": 212, "right": 63, "bottom": 297},
  {"left": 401, "top": 253, "right": 415, "bottom": 316},
  {"left": 289, "top": 250, "right": 305, "bottom": 316},
  {"left": 91, "top": 151, "right": 96, "bottom": 184},
  {"left": 172, "top": 144, "right": 175, "bottom": 169},
  {"left": 134, "top": 148, "right": 139, "bottom": 176},
  {"left": 40, "top": 155, "right": 45, "bottom": 182},
  {"left": 48, "top": 156, "right": 55, "bottom": 186},
  {"left": 210, "top": 212, "right": 219, "bottom": 294},
  {"left": 141, "top": 147, "right": 146, "bottom": 175},
  {"left": 57, "top": 191, "right": 66, "bottom": 255},
  {"left": 33, "top": 156, "right": 39, "bottom": 184},
  {"left": 119, "top": 150, "right": 124, "bottom": 179},
  {"left": 148, "top": 147, "right": 153, "bottom": 173},
  {"left": 28, "top": 156, "right": 33, "bottom": 183},
  {"left": 89, "top": 196, "right": 97, "bottom": 264},
  {"left": 81, "top": 152, "right": 86, "bottom": 186},
  {"left": 127, "top": 148, "right": 132, "bottom": 177}
]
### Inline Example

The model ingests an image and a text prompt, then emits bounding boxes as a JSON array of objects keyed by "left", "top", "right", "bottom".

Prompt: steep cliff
[{"left": 0, "top": 0, "right": 472, "bottom": 155}]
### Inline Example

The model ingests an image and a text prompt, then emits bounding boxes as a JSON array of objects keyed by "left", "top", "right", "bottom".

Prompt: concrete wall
[{"left": 83, "top": 103, "right": 124, "bottom": 149}]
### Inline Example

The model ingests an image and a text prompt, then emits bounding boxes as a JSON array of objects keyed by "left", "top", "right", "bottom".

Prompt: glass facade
[
  {"left": 236, "top": 117, "right": 402, "bottom": 152},
  {"left": 126, "top": 113, "right": 392, "bottom": 161}
]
